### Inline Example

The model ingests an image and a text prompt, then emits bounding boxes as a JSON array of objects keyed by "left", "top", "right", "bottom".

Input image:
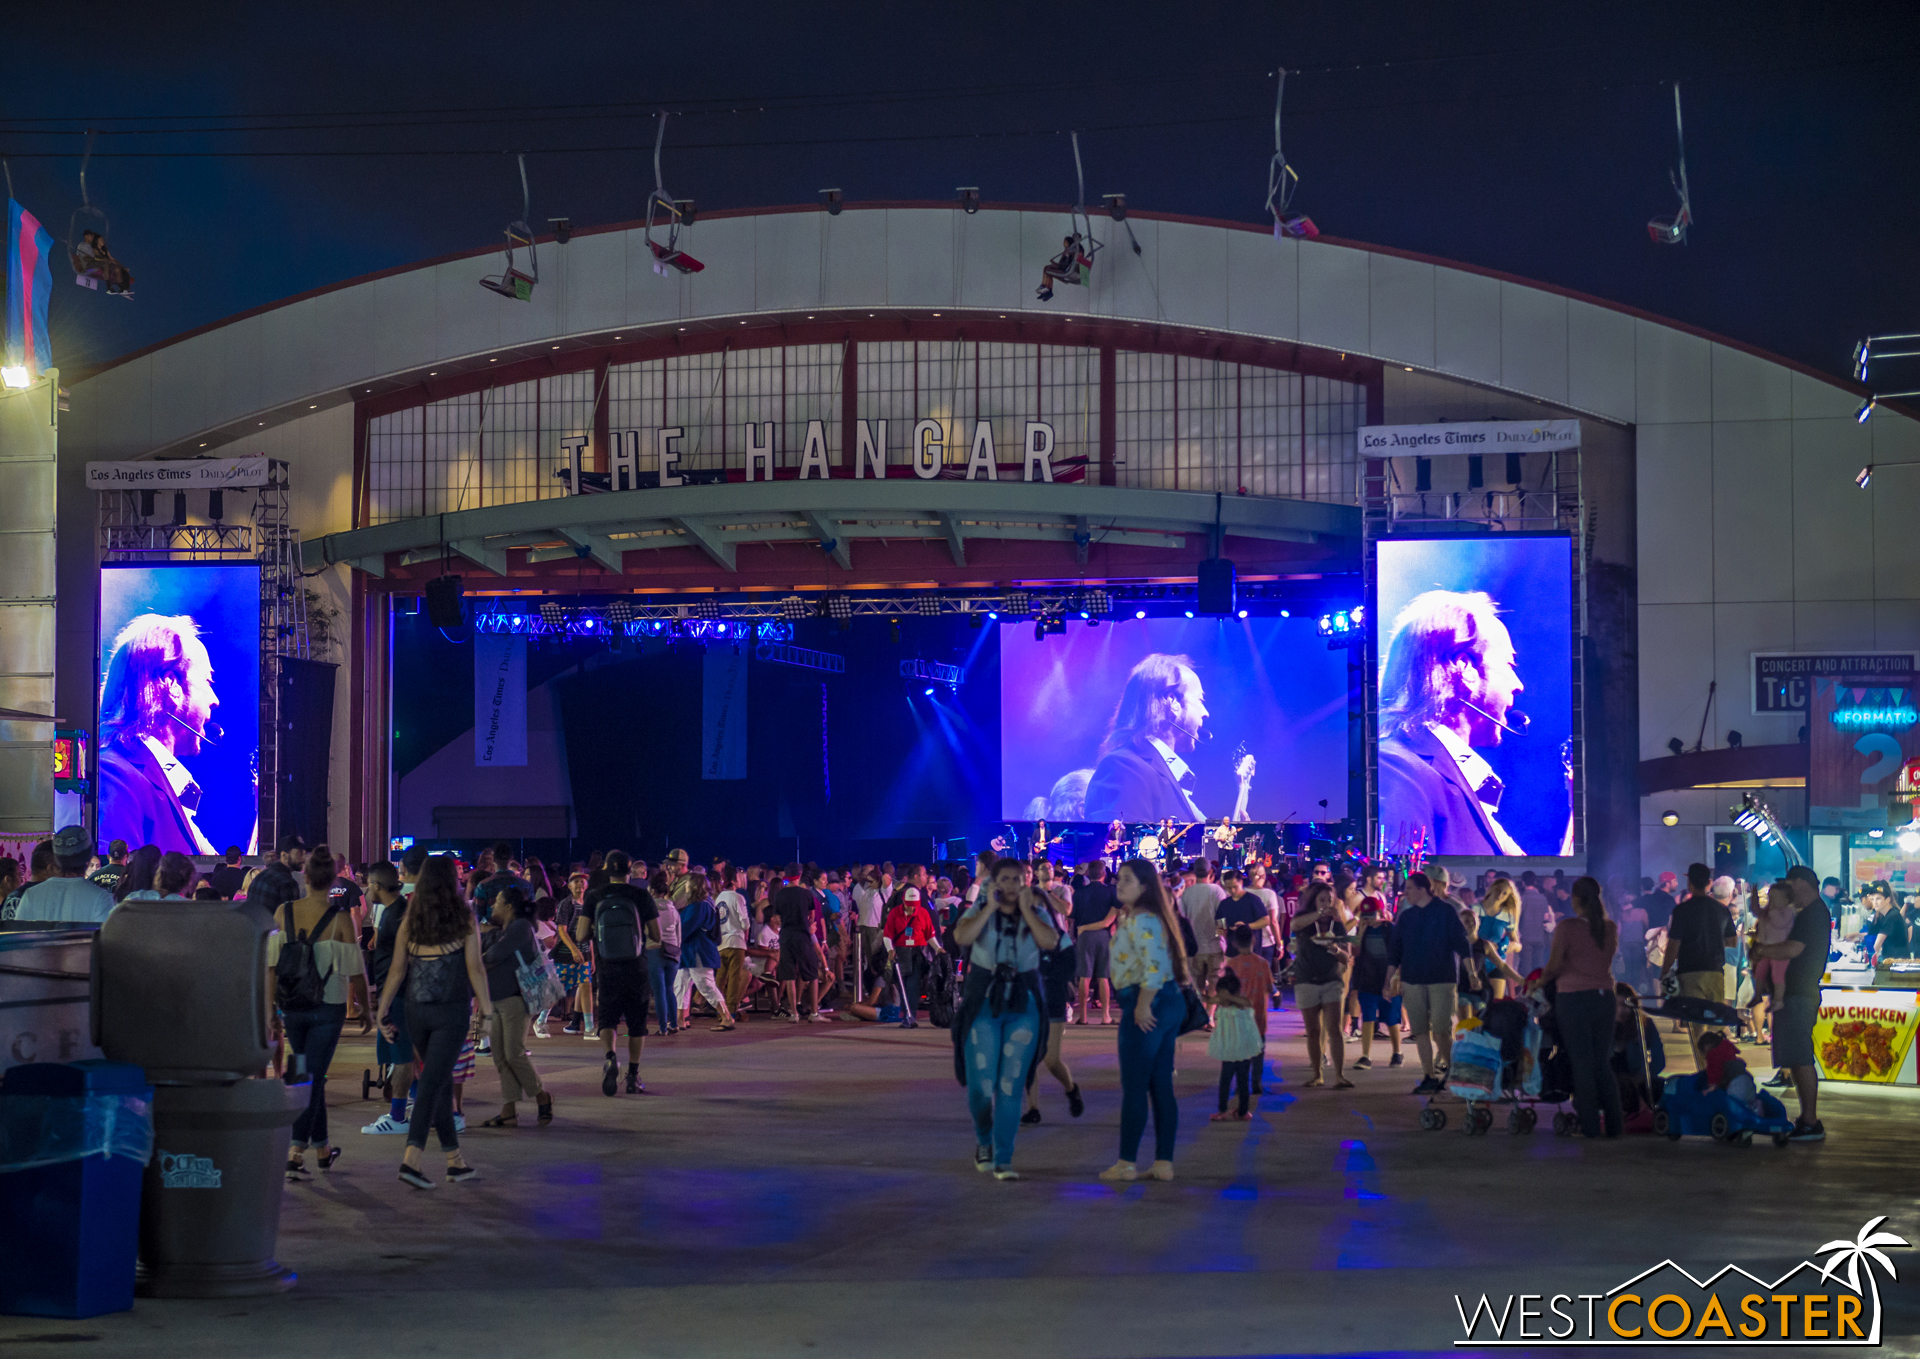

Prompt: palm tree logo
[{"left": 1816, "top": 1216, "right": 1908, "bottom": 1344}]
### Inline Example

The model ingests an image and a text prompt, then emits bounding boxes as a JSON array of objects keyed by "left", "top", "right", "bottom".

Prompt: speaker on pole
[
  {"left": 1197, "top": 558, "right": 1236, "bottom": 616},
  {"left": 425, "top": 575, "right": 465, "bottom": 629}
]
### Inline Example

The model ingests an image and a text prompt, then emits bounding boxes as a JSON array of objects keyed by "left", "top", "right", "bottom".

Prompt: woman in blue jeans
[
  {"left": 266, "top": 847, "right": 370, "bottom": 1182},
  {"left": 952, "top": 857, "right": 1060, "bottom": 1180},
  {"left": 1101, "top": 858, "right": 1192, "bottom": 1183}
]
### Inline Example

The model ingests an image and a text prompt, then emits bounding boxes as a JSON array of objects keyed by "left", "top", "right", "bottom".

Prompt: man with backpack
[{"left": 584, "top": 850, "right": 659, "bottom": 1095}]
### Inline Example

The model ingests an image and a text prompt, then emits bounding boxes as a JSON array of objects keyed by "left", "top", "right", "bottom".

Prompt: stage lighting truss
[
  {"left": 916, "top": 596, "right": 941, "bottom": 617},
  {"left": 781, "top": 594, "right": 809, "bottom": 620},
  {"left": 826, "top": 594, "right": 853, "bottom": 621},
  {"left": 691, "top": 600, "right": 721, "bottom": 621},
  {"left": 1006, "top": 590, "right": 1032, "bottom": 617},
  {"left": 900, "top": 657, "right": 964, "bottom": 690}
]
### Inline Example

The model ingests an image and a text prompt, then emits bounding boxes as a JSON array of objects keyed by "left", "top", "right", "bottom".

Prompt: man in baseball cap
[{"left": 7, "top": 826, "right": 115, "bottom": 923}]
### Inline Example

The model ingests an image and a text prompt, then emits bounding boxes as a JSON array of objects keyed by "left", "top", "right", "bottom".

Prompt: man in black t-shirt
[
  {"left": 584, "top": 851, "right": 660, "bottom": 1095},
  {"left": 772, "top": 882, "right": 825, "bottom": 1021},
  {"left": 1859, "top": 882, "right": 1912, "bottom": 961},
  {"left": 87, "top": 839, "right": 130, "bottom": 894},
  {"left": 204, "top": 845, "right": 247, "bottom": 899},
  {"left": 1069, "top": 861, "right": 1119, "bottom": 1024},
  {"left": 1753, "top": 864, "right": 1833, "bottom": 1141},
  {"left": 1637, "top": 874, "right": 1678, "bottom": 931},
  {"left": 1661, "top": 862, "right": 1736, "bottom": 1067}
]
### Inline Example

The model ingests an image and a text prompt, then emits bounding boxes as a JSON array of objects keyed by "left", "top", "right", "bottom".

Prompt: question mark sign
[{"left": 1856, "top": 733, "right": 1904, "bottom": 784}]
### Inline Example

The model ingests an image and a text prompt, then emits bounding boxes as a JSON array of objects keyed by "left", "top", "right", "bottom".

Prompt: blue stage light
[
  {"left": 923, "top": 686, "right": 935, "bottom": 696},
  {"left": 1135, "top": 609, "right": 1147, "bottom": 619},
  {"left": 1184, "top": 610, "right": 1194, "bottom": 619},
  {"left": 1237, "top": 609, "right": 1248, "bottom": 618}
]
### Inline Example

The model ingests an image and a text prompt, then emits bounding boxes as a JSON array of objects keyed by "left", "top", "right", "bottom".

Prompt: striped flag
[{"left": 5, "top": 199, "right": 54, "bottom": 380}]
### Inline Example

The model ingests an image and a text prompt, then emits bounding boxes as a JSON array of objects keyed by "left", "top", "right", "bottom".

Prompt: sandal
[
  {"left": 480, "top": 1112, "right": 518, "bottom": 1128},
  {"left": 1335, "top": 1076, "right": 1355, "bottom": 1090},
  {"left": 710, "top": 1023, "right": 736, "bottom": 1032},
  {"left": 1303, "top": 1072, "right": 1325, "bottom": 1089}
]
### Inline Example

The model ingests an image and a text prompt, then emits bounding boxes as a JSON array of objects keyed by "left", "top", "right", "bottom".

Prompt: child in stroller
[{"left": 1419, "top": 995, "right": 1565, "bottom": 1135}]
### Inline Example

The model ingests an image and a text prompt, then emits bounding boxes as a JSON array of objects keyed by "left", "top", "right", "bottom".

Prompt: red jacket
[{"left": 884, "top": 902, "right": 933, "bottom": 949}]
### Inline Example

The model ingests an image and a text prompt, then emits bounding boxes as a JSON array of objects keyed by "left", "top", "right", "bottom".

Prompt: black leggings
[
  {"left": 407, "top": 1000, "right": 471, "bottom": 1151},
  {"left": 1218, "top": 1058, "right": 1254, "bottom": 1115}
]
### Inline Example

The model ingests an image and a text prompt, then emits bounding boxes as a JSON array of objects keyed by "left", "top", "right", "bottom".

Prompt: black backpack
[
  {"left": 276, "top": 902, "right": 346, "bottom": 1010},
  {"left": 595, "top": 890, "right": 642, "bottom": 961}
]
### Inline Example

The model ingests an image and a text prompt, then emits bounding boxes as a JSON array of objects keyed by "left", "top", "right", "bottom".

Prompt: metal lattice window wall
[{"left": 365, "top": 339, "right": 1365, "bottom": 522}]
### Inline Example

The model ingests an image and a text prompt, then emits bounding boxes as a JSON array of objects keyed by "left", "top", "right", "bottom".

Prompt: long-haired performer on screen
[
  {"left": 1084, "top": 654, "right": 1254, "bottom": 823},
  {"left": 1376, "top": 590, "right": 1533, "bottom": 856},
  {"left": 98, "top": 613, "right": 222, "bottom": 855}
]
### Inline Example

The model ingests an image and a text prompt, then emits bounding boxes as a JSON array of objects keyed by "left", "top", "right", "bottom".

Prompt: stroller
[
  {"left": 924, "top": 948, "right": 960, "bottom": 1029},
  {"left": 1419, "top": 997, "right": 1571, "bottom": 1135}
]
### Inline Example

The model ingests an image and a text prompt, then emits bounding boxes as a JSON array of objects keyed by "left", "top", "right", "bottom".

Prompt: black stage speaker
[
  {"left": 1197, "top": 558, "right": 1236, "bottom": 616},
  {"left": 424, "top": 575, "right": 465, "bottom": 629},
  {"left": 277, "top": 658, "right": 337, "bottom": 849}
]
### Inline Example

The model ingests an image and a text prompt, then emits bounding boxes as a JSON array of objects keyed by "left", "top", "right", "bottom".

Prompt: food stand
[{"left": 1815, "top": 947, "right": 1920, "bottom": 1085}]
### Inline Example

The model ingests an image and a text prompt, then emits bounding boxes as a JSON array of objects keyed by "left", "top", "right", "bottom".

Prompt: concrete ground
[{"left": 5, "top": 1001, "right": 1919, "bottom": 1357}]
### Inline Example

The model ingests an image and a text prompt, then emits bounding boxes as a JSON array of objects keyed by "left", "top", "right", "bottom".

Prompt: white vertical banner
[
  {"left": 474, "top": 632, "right": 528, "bottom": 766},
  {"left": 701, "top": 644, "right": 749, "bottom": 780}
]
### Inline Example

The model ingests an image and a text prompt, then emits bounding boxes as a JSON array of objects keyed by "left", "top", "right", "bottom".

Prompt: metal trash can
[
  {"left": 137, "top": 1077, "right": 302, "bottom": 1298},
  {"left": 0, "top": 1060, "right": 153, "bottom": 1318}
]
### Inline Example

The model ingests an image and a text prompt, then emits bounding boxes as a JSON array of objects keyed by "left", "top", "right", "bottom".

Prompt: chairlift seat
[
  {"left": 1276, "top": 214, "right": 1319, "bottom": 240},
  {"left": 480, "top": 268, "right": 537, "bottom": 302},
  {"left": 649, "top": 240, "right": 705, "bottom": 276},
  {"left": 1647, "top": 217, "right": 1687, "bottom": 245}
]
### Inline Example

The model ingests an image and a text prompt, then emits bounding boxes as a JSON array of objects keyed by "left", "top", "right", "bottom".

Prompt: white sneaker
[
  {"left": 359, "top": 1113, "right": 407, "bottom": 1135},
  {"left": 532, "top": 1025, "right": 550, "bottom": 1039}
]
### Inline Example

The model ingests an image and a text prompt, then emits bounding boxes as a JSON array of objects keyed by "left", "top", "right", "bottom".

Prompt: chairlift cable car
[
  {"left": 1647, "top": 82, "right": 1693, "bottom": 245},
  {"left": 1265, "top": 68, "right": 1317, "bottom": 240},
  {"left": 1035, "top": 131, "right": 1102, "bottom": 302},
  {"left": 67, "top": 129, "right": 134, "bottom": 298},
  {"left": 645, "top": 111, "right": 704, "bottom": 277},
  {"left": 478, "top": 153, "right": 539, "bottom": 301}
]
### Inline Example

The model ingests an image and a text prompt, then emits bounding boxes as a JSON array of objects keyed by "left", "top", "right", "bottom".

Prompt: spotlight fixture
[
  {"left": 1727, "top": 729, "right": 1743, "bottom": 748},
  {"left": 692, "top": 600, "right": 721, "bottom": 621},
  {"left": 986, "top": 611, "right": 999, "bottom": 620},
  {"left": 957, "top": 186, "right": 981, "bottom": 214},
  {"left": 539, "top": 600, "right": 565, "bottom": 629},
  {"left": 1280, "top": 609, "right": 1290, "bottom": 618},
  {"left": 923, "top": 686, "right": 935, "bottom": 697},
  {"left": 607, "top": 598, "right": 633, "bottom": 625},
  {"left": 1006, "top": 590, "right": 1031, "bottom": 617},
  {"left": 1237, "top": 609, "right": 1249, "bottom": 619},
  {"left": 968, "top": 611, "right": 983, "bottom": 630},
  {"left": 1184, "top": 610, "right": 1194, "bottom": 619},
  {"left": 781, "top": 595, "right": 809, "bottom": 621},
  {"left": 1135, "top": 609, "right": 1147, "bottom": 619},
  {"left": 1857, "top": 398, "right": 1876, "bottom": 424},
  {"left": 917, "top": 596, "right": 940, "bottom": 617},
  {"left": 1661, "top": 810, "right": 1680, "bottom": 827},
  {"left": 549, "top": 217, "right": 573, "bottom": 244},
  {"left": 1667, "top": 737, "right": 1685, "bottom": 756},
  {"left": 1084, "top": 589, "right": 1111, "bottom": 617},
  {"left": 826, "top": 594, "right": 852, "bottom": 622},
  {"left": 1855, "top": 339, "right": 1871, "bottom": 382},
  {"left": 819, "top": 188, "right": 844, "bottom": 216},
  {"left": 888, "top": 617, "right": 901, "bottom": 644}
]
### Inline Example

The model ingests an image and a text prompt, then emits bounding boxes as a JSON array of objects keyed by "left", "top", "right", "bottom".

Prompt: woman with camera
[
  {"left": 1100, "top": 857, "right": 1192, "bottom": 1183},
  {"left": 952, "top": 857, "right": 1060, "bottom": 1180}
]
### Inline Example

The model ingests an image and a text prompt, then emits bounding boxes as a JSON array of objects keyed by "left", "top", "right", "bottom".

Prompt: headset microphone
[
  {"left": 167, "top": 711, "right": 222, "bottom": 745},
  {"left": 1461, "top": 699, "right": 1528, "bottom": 736}
]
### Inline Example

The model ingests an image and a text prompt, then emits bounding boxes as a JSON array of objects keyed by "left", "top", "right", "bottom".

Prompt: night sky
[{"left": 7, "top": 1, "right": 1916, "bottom": 383}]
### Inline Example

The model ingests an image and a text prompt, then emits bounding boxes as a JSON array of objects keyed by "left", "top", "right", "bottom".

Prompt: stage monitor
[
  {"left": 1374, "top": 534, "right": 1574, "bottom": 858},
  {"left": 97, "top": 563, "right": 261, "bottom": 856},
  {"left": 999, "top": 616, "right": 1348, "bottom": 827}
]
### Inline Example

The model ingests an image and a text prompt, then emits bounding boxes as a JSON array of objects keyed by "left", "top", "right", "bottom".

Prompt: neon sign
[{"left": 1833, "top": 706, "right": 1919, "bottom": 729}]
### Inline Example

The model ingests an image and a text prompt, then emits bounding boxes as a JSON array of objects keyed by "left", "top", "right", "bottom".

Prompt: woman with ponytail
[{"left": 1541, "top": 875, "right": 1623, "bottom": 1138}]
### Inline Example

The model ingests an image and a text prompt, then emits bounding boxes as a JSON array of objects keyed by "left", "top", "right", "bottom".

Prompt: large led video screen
[
  {"left": 98, "top": 564, "right": 261, "bottom": 856},
  {"left": 1000, "top": 617, "right": 1347, "bottom": 826},
  {"left": 1375, "top": 534, "right": 1574, "bottom": 858}
]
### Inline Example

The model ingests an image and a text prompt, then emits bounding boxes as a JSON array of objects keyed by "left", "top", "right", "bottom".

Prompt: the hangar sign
[{"left": 557, "top": 419, "right": 1067, "bottom": 493}]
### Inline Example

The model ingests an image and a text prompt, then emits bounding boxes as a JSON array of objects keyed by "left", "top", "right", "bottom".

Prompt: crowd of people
[{"left": 0, "top": 824, "right": 1865, "bottom": 1181}]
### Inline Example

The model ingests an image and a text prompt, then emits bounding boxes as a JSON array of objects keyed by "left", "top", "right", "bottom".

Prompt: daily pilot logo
[{"left": 1456, "top": 1217, "right": 1907, "bottom": 1346}]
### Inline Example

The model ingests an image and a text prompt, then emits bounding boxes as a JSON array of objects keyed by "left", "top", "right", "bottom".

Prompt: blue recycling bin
[{"left": 0, "top": 1061, "right": 154, "bottom": 1318}]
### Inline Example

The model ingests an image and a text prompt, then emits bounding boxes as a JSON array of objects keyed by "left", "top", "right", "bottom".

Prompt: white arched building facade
[{"left": 52, "top": 203, "right": 1919, "bottom": 874}]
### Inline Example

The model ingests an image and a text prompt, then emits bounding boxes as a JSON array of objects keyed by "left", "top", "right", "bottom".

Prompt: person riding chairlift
[
  {"left": 73, "top": 229, "right": 134, "bottom": 295},
  {"left": 1036, "top": 234, "right": 1092, "bottom": 302}
]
